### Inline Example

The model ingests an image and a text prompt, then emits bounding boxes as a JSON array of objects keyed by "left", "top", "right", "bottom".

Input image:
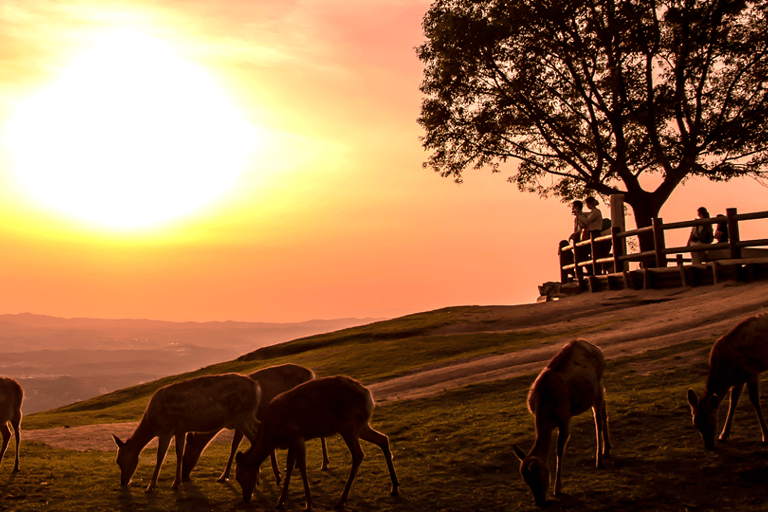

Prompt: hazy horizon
[{"left": 0, "top": 311, "right": 379, "bottom": 413}]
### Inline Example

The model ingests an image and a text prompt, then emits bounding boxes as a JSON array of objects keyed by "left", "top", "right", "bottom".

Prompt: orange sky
[{"left": 0, "top": 1, "right": 766, "bottom": 323}]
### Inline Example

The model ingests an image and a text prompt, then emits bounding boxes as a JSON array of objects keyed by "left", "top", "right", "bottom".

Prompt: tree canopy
[{"left": 418, "top": 0, "right": 768, "bottom": 227}]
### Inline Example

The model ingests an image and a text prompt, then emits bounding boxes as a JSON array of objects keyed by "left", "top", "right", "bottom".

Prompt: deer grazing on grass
[
  {"left": 112, "top": 373, "right": 261, "bottom": 492},
  {"left": 687, "top": 313, "right": 768, "bottom": 450},
  {"left": 235, "top": 375, "right": 400, "bottom": 511},
  {"left": 513, "top": 339, "right": 611, "bottom": 507},
  {"left": 0, "top": 378, "right": 22, "bottom": 472},
  {"left": 181, "top": 363, "right": 330, "bottom": 483}
]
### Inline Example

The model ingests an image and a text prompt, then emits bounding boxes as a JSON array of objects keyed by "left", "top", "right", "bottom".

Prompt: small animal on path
[
  {"left": 112, "top": 373, "right": 261, "bottom": 492},
  {"left": 0, "top": 377, "right": 22, "bottom": 472},
  {"left": 235, "top": 375, "right": 399, "bottom": 511},
  {"left": 513, "top": 339, "right": 611, "bottom": 507},
  {"left": 687, "top": 313, "right": 768, "bottom": 450},
  {"left": 181, "top": 363, "right": 329, "bottom": 483}
]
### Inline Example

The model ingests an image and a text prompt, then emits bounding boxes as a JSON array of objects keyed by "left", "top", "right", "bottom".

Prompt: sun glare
[{"left": 4, "top": 29, "right": 258, "bottom": 230}]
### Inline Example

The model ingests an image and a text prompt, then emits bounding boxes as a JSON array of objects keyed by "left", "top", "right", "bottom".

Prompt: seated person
[
  {"left": 714, "top": 215, "right": 728, "bottom": 243},
  {"left": 569, "top": 200, "right": 588, "bottom": 242},
  {"left": 688, "top": 207, "right": 714, "bottom": 264},
  {"left": 584, "top": 196, "right": 611, "bottom": 272}
]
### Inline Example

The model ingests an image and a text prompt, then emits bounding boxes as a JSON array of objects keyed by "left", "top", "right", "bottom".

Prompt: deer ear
[
  {"left": 513, "top": 444, "right": 527, "bottom": 461},
  {"left": 112, "top": 434, "right": 125, "bottom": 449},
  {"left": 706, "top": 394, "right": 719, "bottom": 408},
  {"left": 235, "top": 451, "right": 244, "bottom": 464},
  {"left": 687, "top": 389, "right": 699, "bottom": 407}
]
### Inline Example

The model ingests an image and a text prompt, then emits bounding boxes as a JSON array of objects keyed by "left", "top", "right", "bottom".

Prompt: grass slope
[
  {"left": 5, "top": 304, "right": 768, "bottom": 510},
  {"left": 24, "top": 306, "right": 570, "bottom": 431}
]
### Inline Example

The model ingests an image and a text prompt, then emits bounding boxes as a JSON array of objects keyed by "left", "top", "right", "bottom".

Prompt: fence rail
[{"left": 559, "top": 207, "right": 768, "bottom": 290}]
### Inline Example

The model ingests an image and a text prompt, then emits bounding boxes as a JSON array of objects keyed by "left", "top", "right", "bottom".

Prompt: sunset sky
[{"left": 0, "top": 1, "right": 766, "bottom": 323}]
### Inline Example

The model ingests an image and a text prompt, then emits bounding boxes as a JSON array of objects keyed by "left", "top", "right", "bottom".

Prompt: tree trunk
[{"left": 626, "top": 196, "right": 663, "bottom": 266}]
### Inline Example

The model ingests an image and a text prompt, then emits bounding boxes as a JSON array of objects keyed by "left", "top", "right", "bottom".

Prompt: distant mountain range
[{"left": 0, "top": 313, "right": 381, "bottom": 413}]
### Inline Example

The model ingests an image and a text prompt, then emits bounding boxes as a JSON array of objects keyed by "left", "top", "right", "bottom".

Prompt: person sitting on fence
[
  {"left": 584, "top": 196, "right": 612, "bottom": 273},
  {"left": 584, "top": 196, "right": 604, "bottom": 239},
  {"left": 714, "top": 214, "right": 728, "bottom": 243},
  {"left": 567, "top": 200, "right": 590, "bottom": 268},
  {"left": 569, "top": 200, "right": 588, "bottom": 242},
  {"left": 688, "top": 206, "right": 714, "bottom": 264}
]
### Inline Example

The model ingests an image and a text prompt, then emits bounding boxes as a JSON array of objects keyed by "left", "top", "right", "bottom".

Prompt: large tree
[{"left": 418, "top": 0, "right": 768, "bottom": 230}]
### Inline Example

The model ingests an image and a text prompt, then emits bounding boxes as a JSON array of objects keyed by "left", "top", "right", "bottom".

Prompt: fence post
[
  {"left": 610, "top": 194, "right": 628, "bottom": 272},
  {"left": 559, "top": 240, "right": 571, "bottom": 283},
  {"left": 677, "top": 254, "right": 688, "bottom": 286},
  {"left": 611, "top": 226, "right": 623, "bottom": 274},
  {"left": 573, "top": 240, "right": 585, "bottom": 289},
  {"left": 653, "top": 217, "right": 667, "bottom": 267},
  {"left": 726, "top": 208, "right": 740, "bottom": 259},
  {"left": 589, "top": 232, "right": 598, "bottom": 275}
]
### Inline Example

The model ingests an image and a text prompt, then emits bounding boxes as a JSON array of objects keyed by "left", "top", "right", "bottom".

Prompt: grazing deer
[
  {"left": 235, "top": 375, "right": 400, "bottom": 511},
  {"left": 181, "top": 363, "right": 330, "bottom": 483},
  {"left": 0, "top": 378, "right": 22, "bottom": 472},
  {"left": 687, "top": 313, "right": 768, "bottom": 450},
  {"left": 513, "top": 339, "right": 611, "bottom": 507},
  {"left": 112, "top": 373, "right": 261, "bottom": 492}
]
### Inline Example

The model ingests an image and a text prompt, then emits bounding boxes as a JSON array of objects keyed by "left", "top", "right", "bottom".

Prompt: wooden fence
[{"left": 559, "top": 207, "right": 768, "bottom": 291}]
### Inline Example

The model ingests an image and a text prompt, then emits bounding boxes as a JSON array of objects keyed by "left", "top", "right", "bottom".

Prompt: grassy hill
[
  {"left": 23, "top": 305, "right": 565, "bottom": 430},
  {"left": 8, "top": 284, "right": 768, "bottom": 511}
]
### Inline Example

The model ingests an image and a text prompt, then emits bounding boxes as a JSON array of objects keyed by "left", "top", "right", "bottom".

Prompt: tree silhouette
[{"left": 418, "top": 0, "right": 768, "bottom": 233}]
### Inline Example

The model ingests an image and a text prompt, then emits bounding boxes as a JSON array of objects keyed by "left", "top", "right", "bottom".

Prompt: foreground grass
[{"left": 6, "top": 337, "right": 768, "bottom": 511}]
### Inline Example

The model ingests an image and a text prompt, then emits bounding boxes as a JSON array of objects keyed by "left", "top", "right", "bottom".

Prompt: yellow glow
[{"left": 4, "top": 29, "right": 259, "bottom": 230}]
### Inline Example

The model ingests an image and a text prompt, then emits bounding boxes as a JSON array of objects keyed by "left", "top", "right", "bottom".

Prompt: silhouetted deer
[
  {"left": 513, "top": 339, "right": 611, "bottom": 507},
  {"left": 181, "top": 363, "right": 329, "bottom": 483},
  {"left": 235, "top": 375, "right": 399, "bottom": 511},
  {"left": 688, "top": 313, "right": 768, "bottom": 450},
  {"left": 0, "top": 378, "right": 22, "bottom": 472},
  {"left": 112, "top": 373, "right": 261, "bottom": 492}
]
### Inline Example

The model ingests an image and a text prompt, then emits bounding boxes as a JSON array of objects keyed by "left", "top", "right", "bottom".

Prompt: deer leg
[
  {"left": 336, "top": 430, "right": 365, "bottom": 509},
  {"left": 746, "top": 377, "right": 768, "bottom": 444},
  {"left": 592, "top": 405, "right": 604, "bottom": 469},
  {"left": 293, "top": 441, "right": 313, "bottom": 512},
  {"left": 0, "top": 424, "right": 10, "bottom": 469},
  {"left": 147, "top": 434, "right": 172, "bottom": 492},
  {"left": 320, "top": 437, "right": 330, "bottom": 470},
  {"left": 181, "top": 430, "right": 217, "bottom": 482},
  {"left": 10, "top": 412, "right": 20, "bottom": 472},
  {"left": 360, "top": 425, "right": 399, "bottom": 496},
  {"left": 593, "top": 392, "right": 611, "bottom": 463},
  {"left": 554, "top": 422, "right": 570, "bottom": 496},
  {"left": 270, "top": 449, "right": 281, "bottom": 485},
  {"left": 219, "top": 429, "right": 244, "bottom": 483},
  {"left": 720, "top": 383, "right": 744, "bottom": 441},
  {"left": 278, "top": 445, "right": 298, "bottom": 509},
  {"left": 172, "top": 433, "right": 185, "bottom": 489},
  {"left": 601, "top": 398, "right": 612, "bottom": 458}
]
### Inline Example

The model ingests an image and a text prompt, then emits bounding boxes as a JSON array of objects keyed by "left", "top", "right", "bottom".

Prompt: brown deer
[
  {"left": 687, "top": 313, "right": 768, "bottom": 450},
  {"left": 235, "top": 375, "right": 399, "bottom": 511},
  {"left": 181, "top": 363, "right": 330, "bottom": 483},
  {"left": 0, "top": 378, "right": 22, "bottom": 472},
  {"left": 513, "top": 339, "right": 611, "bottom": 507},
  {"left": 112, "top": 373, "right": 261, "bottom": 492}
]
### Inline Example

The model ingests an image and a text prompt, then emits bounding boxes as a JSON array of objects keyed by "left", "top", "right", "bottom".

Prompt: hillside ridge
[{"left": 23, "top": 280, "right": 768, "bottom": 451}]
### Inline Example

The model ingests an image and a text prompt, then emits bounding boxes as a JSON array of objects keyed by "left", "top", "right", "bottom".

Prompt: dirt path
[{"left": 24, "top": 280, "right": 768, "bottom": 452}]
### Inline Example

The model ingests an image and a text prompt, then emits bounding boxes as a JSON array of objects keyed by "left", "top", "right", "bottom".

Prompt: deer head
[
  {"left": 514, "top": 444, "right": 549, "bottom": 507},
  {"left": 687, "top": 389, "right": 719, "bottom": 451}
]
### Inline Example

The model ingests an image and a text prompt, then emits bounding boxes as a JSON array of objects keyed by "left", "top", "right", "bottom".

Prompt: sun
[{"left": 4, "top": 29, "right": 258, "bottom": 230}]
